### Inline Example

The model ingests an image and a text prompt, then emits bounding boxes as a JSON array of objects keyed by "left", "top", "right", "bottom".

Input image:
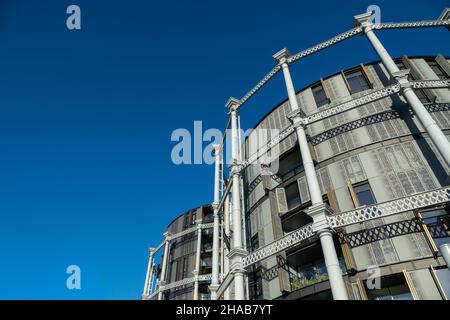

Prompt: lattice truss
[
  {"left": 373, "top": 20, "right": 450, "bottom": 30},
  {"left": 412, "top": 80, "right": 450, "bottom": 89},
  {"left": 339, "top": 218, "right": 422, "bottom": 248},
  {"left": 311, "top": 110, "right": 400, "bottom": 145},
  {"left": 167, "top": 222, "right": 214, "bottom": 241},
  {"left": 328, "top": 187, "right": 450, "bottom": 228},
  {"left": 242, "top": 224, "right": 314, "bottom": 268},
  {"left": 287, "top": 27, "right": 362, "bottom": 64}
]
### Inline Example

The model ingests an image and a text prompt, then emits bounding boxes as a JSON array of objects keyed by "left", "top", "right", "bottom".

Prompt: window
[
  {"left": 366, "top": 274, "right": 413, "bottom": 300},
  {"left": 396, "top": 60, "right": 431, "bottom": 103},
  {"left": 278, "top": 147, "right": 303, "bottom": 181},
  {"left": 345, "top": 69, "right": 371, "bottom": 93},
  {"left": 249, "top": 235, "right": 263, "bottom": 299},
  {"left": 427, "top": 60, "right": 448, "bottom": 80},
  {"left": 353, "top": 182, "right": 376, "bottom": 206},
  {"left": 311, "top": 84, "right": 328, "bottom": 108},
  {"left": 285, "top": 181, "right": 301, "bottom": 210}
]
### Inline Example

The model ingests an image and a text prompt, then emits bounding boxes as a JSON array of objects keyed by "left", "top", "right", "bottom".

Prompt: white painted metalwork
[
  {"left": 412, "top": 80, "right": 450, "bottom": 89},
  {"left": 216, "top": 271, "right": 234, "bottom": 299},
  {"left": 373, "top": 19, "right": 450, "bottom": 30},
  {"left": 287, "top": 27, "right": 363, "bottom": 64},
  {"left": 304, "top": 84, "right": 401, "bottom": 124},
  {"left": 328, "top": 186, "right": 450, "bottom": 228},
  {"left": 242, "top": 224, "right": 314, "bottom": 267}
]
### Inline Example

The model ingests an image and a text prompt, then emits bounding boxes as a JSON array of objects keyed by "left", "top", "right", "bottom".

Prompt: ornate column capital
[
  {"left": 272, "top": 48, "right": 291, "bottom": 65},
  {"left": 287, "top": 108, "right": 306, "bottom": 127},
  {"left": 163, "top": 231, "right": 172, "bottom": 241},
  {"left": 305, "top": 203, "right": 333, "bottom": 233},
  {"left": 225, "top": 97, "right": 240, "bottom": 112},
  {"left": 353, "top": 12, "right": 373, "bottom": 31},
  {"left": 392, "top": 69, "right": 412, "bottom": 89}
]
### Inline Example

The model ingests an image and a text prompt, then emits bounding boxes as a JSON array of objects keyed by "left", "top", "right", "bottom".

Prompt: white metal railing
[
  {"left": 328, "top": 186, "right": 450, "bottom": 228},
  {"left": 242, "top": 224, "right": 314, "bottom": 267}
]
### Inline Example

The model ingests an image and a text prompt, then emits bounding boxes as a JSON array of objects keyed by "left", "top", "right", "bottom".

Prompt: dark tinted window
[{"left": 345, "top": 69, "right": 370, "bottom": 93}]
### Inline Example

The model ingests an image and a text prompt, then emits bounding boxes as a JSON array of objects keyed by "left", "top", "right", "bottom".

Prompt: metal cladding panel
[
  {"left": 298, "top": 87, "right": 319, "bottom": 115},
  {"left": 324, "top": 74, "right": 350, "bottom": 102},
  {"left": 259, "top": 199, "right": 273, "bottom": 228}
]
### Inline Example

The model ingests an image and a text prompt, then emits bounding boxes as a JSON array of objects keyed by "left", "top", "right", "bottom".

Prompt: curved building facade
[
  {"left": 241, "top": 55, "right": 450, "bottom": 300},
  {"left": 142, "top": 204, "right": 216, "bottom": 300},
  {"left": 144, "top": 54, "right": 450, "bottom": 300}
]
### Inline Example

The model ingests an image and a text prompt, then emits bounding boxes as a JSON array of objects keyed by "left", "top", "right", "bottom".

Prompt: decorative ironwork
[
  {"left": 328, "top": 187, "right": 450, "bottom": 228},
  {"left": 242, "top": 224, "right": 314, "bottom": 267},
  {"left": 373, "top": 20, "right": 450, "bottom": 30},
  {"left": 238, "top": 65, "right": 282, "bottom": 108},
  {"left": 311, "top": 110, "right": 400, "bottom": 145},
  {"left": 168, "top": 222, "right": 214, "bottom": 241},
  {"left": 412, "top": 80, "right": 450, "bottom": 89},
  {"left": 287, "top": 27, "right": 363, "bottom": 64},
  {"left": 304, "top": 84, "right": 401, "bottom": 125},
  {"left": 339, "top": 218, "right": 422, "bottom": 248},
  {"left": 425, "top": 103, "right": 450, "bottom": 113}
]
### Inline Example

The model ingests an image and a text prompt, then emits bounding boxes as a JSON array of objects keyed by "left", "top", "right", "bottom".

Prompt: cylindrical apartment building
[
  {"left": 143, "top": 204, "right": 216, "bottom": 300},
  {"left": 242, "top": 55, "right": 450, "bottom": 300},
  {"left": 144, "top": 54, "right": 450, "bottom": 300}
]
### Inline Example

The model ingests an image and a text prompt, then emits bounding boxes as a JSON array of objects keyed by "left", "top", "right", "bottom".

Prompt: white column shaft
[
  {"left": 157, "top": 239, "right": 170, "bottom": 300},
  {"left": 319, "top": 231, "right": 348, "bottom": 300},
  {"left": 364, "top": 27, "right": 450, "bottom": 167},
  {"left": 193, "top": 228, "right": 202, "bottom": 300},
  {"left": 281, "top": 63, "right": 323, "bottom": 205},
  {"left": 440, "top": 244, "right": 450, "bottom": 271},
  {"left": 280, "top": 61, "right": 348, "bottom": 300},
  {"left": 143, "top": 252, "right": 154, "bottom": 297},
  {"left": 230, "top": 108, "right": 245, "bottom": 300}
]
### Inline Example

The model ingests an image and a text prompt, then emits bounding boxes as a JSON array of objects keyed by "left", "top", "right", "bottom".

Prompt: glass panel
[
  {"left": 285, "top": 182, "right": 301, "bottom": 210},
  {"left": 408, "top": 269, "right": 442, "bottom": 300},
  {"left": 427, "top": 60, "right": 448, "bottom": 79},
  {"left": 354, "top": 182, "right": 376, "bottom": 206},
  {"left": 345, "top": 70, "right": 370, "bottom": 93},
  {"left": 312, "top": 84, "right": 328, "bottom": 108}
]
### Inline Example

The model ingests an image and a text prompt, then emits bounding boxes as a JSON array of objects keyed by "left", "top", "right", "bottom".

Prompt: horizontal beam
[
  {"left": 242, "top": 224, "right": 314, "bottom": 267},
  {"left": 328, "top": 186, "right": 450, "bottom": 228},
  {"left": 287, "top": 27, "right": 363, "bottom": 64},
  {"left": 167, "top": 222, "right": 214, "bottom": 241},
  {"left": 304, "top": 83, "right": 401, "bottom": 125},
  {"left": 373, "top": 19, "right": 450, "bottom": 30},
  {"left": 412, "top": 79, "right": 450, "bottom": 89}
]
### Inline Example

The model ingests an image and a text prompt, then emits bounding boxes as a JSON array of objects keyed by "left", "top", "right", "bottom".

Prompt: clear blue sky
[{"left": 0, "top": 0, "right": 448, "bottom": 299}]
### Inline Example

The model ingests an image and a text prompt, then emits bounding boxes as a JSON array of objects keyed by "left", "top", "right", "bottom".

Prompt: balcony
[{"left": 285, "top": 241, "right": 346, "bottom": 292}]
